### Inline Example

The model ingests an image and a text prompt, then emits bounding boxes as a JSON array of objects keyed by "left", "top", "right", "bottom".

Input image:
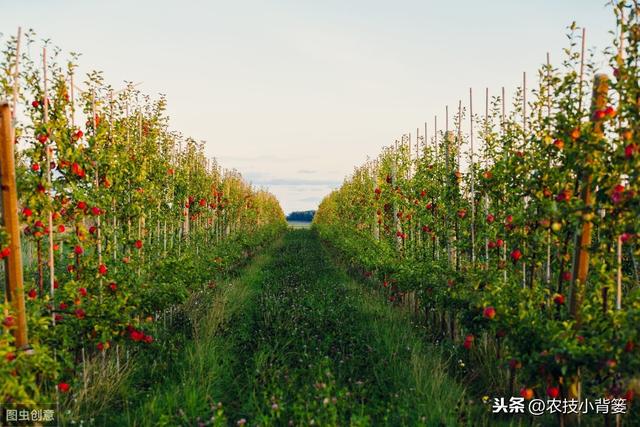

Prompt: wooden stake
[
  {"left": 569, "top": 74, "right": 609, "bottom": 326},
  {"left": 0, "top": 103, "right": 29, "bottom": 349},
  {"left": 616, "top": 235, "right": 622, "bottom": 310},
  {"left": 416, "top": 127, "right": 420, "bottom": 162},
  {"left": 456, "top": 102, "right": 461, "bottom": 169},
  {"left": 484, "top": 87, "right": 489, "bottom": 262},
  {"left": 434, "top": 116, "right": 439, "bottom": 260},
  {"left": 546, "top": 53, "right": 552, "bottom": 285},
  {"left": 577, "top": 28, "right": 586, "bottom": 115},
  {"left": 70, "top": 71, "right": 75, "bottom": 127},
  {"left": 11, "top": 27, "right": 22, "bottom": 118},
  {"left": 92, "top": 94, "right": 103, "bottom": 265},
  {"left": 469, "top": 89, "right": 475, "bottom": 265},
  {"left": 522, "top": 73, "right": 528, "bottom": 288},
  {"left": 501, "top": 87, "right": 506, "bottom": 124},
  {"left": 43, "top": 47, "right": 56, "bottom": 300},
  {"left": 434, "top": 116, "right": 438, "bottom": 162},
  {"left": 445, "top": 105, "right": 449, "bottom": 134},
  {"left": 424, "top": 122, "right": 427, "bottom": 157},
  {"left": 522, "top": 72, "right": 527, "bottom": 135},
  {"left": 501, "top": 87, "right": 506, "bottom": 284}
]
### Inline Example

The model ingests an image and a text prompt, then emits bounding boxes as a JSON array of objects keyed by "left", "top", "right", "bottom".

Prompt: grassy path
[{"left": 121, "top": 230, "right": 468, "bottom": 426}]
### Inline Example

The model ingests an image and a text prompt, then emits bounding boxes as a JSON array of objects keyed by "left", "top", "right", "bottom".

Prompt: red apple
[
  {"left": 625, "top": 340, "right": 635, "bottom": 352},
  {"left": 594, "top": 110, "right": 606, "bottom": 120},
  {"left": 463, "top": 334, "right": 474, "bottom": 350},
  {"left": 570, "top": 128, "right": 581, "bottom": 140},
  {"left": 130, "top": 330, "right": 144, "bottom": 342},
  {"left": 604, "top": 106, "right": 616, "bottom": 118},
  {"left": 510, "top": 248, "right": 522, "bottom": 262},
  {"left": 520, "top": 387, "right": 534, "bottom": 400},
  {"left": 483, "top": 306, "right": 496, "bottom": 320},
  {"left": 3, "top": 316, "right": 16, "bottom": 327},
  {"left": 0, "top": 247, "right": 10, "bottom": 258}
]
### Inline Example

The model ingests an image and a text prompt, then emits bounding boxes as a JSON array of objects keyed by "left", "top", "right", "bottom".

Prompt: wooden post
[
  {"left": 569, "top": 74, "right": 609, "bottom": 325},
  {"left": 484, "top": 87, "right": 490, "bottom": 262},
  {"left": 577, "top": 28, "right": 587, "bottom": 115},
  {"left": 92, "top": 94, "right": 103, "bottom": 265},
  {"left": 11, "top": 28, "right": 22, "bottom": 117},
  {"left": 501, "top": 87, "right": 506, "bottom": 124},
  {"left": 501, "top": 87, "right": 507, "bottom": 285},
  {"left": 469, "top": 88, "right": 476, "bottom": 265},
  {"left": 416, "top": 127, "right": 420, "bottom": 160},
  {"left": 522, "top": 72, "right": 527, "bottom": 289},
  {"left": 546, "top": 53, "right": 552, "bottom": 285},
  {"left": 392, "top": 154, "right": 401, "bottom": 252},
  {"left": 616, "top": 235, "right": 622, "bottom": 310},
  {"left": 522, "top": 72, "right": 527, "bottom": 133},
  {"left": 43, "top": 47, "right": 56, "bottom": 300},
  {"left": 373, "top": 166, "right": 380, "bottom": 241},
  {"left": 424, "top": 122, "right": 427, "bottom": 158},
  {"left": 0, "top": 103, "right": 29, "bottom": 349},
  {"left": 434, "top": 116, "right": 438, "bottom": 162},
  {"left": 70, "top": 71, "right": 75, "bottom": 127}
]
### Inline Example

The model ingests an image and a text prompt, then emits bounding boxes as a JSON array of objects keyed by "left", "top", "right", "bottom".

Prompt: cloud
[
  {"left": 249, "top": 178, "right": 341, "bottom": 187},
  {"left": 297, "top": 169, "right": 316, "bottom": 174},
  {"left": 297, "top": 196, "right": 323, "bottom": 202},
  {"left": 289, "top": 186, "right": 321, "bottom": 193},
  {"left": 216, "top": 154, "right": 315, "bottom": 163}
]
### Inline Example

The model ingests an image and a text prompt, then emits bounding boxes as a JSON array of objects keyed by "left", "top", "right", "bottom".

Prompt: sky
[{"left": 1, "top": 0, "right": 615, "bottom": 214}]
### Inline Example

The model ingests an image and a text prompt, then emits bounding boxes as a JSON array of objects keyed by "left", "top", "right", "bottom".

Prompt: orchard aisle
[{"left": 110, "top": 230, "right": 476, "bottom": 426}]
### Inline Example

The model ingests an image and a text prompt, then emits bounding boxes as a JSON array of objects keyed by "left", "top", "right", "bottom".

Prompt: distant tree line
[{"left": 286, "top": 210, "right": 315, "bottom": 222}]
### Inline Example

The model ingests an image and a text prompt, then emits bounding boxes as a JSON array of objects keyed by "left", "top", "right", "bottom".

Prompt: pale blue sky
[{"left": 1, "top": 0, "right": 613, "bottom": 213}]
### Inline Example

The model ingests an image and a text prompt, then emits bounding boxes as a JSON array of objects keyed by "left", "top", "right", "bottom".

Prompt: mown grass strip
[
  {"left": 106, "top": 230, "right": 488, "bottom": 426},
  {"left": 225, "top": 230, "right": 469, "bottom": 426}
]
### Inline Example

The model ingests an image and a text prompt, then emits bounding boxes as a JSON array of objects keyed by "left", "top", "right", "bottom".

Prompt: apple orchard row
[
  {"left": 0, "top": 30, "right": 286, "bottom": 405},
  {"left": 315, "top": 4, "right": 639, "bottom": 412}
]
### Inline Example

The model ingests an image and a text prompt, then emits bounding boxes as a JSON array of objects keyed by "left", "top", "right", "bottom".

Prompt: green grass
[
  {"left": 286, "top": 220, "right": 312, "bottom": 229},
  {"left": 97, "top": 244, "right": 274, "bottom": 426},
  {"left": 224, "top": 229, "right": 481, "bottom": 425},
  {"left": 100, "top": 230, "right": 486, "bottom": 426}
]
